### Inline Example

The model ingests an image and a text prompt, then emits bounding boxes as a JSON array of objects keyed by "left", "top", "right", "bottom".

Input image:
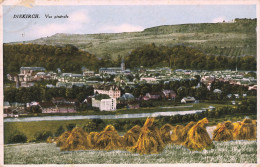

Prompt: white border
[{"left": 0, "top": 0, "right": 259, "bottom": 166}]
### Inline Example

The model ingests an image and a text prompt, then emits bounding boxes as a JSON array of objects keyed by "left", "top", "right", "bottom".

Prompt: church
[{"left": 99, "top": 59, "right": 131, "bottom": 75}]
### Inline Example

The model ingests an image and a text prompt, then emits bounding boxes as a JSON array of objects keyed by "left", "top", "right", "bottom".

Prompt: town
[{"left": 4, "top": 59, "right": 257, "bottom": 117}]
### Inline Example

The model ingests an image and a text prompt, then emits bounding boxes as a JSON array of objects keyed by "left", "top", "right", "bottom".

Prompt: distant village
[{"left": 4, "top": 59, "right": 257, "bottom": 117}]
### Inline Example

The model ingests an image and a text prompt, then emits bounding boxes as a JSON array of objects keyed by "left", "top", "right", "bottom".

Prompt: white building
[
  {"left": 92, "top": 98, "right": 116, "bottom": 111},
  {"left": 94, "top": 86, "right": 121, "bottom": 99}
]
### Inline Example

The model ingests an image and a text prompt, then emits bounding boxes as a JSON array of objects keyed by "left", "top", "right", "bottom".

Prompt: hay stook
[
  {"left": 94, "top": 125, "right": 125, "bottom": 151},
  {"left": 129, "top": 117, "right": 165, "bottom": 154},
  {"left": 160, "top": 123, "right": 175, "bottom": 145},
  {"left": 183, "top": 118, "right": 214, "bottom": 151},
  {"left": 233, "top": 118, "right": 256, "bottom": 140},
  {"left": 213, "top": 121, "right": 234, "bottom": 141},
  {"left": 59, "top": 127, "right": 91, "bottom": 151},
  {"left": 124, "top": 125, "right": 141, "bottom": 147}
]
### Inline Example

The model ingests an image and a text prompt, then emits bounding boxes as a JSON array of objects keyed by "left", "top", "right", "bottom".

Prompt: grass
[
  {"left": 4, "top": 112, "right": 256, "bottom": 144},
  {"left": 4, "top": 140, "right": 256, "bottom": 164},
  {"left": 22, "top": 21, "right": 256, "bottom": 59}
]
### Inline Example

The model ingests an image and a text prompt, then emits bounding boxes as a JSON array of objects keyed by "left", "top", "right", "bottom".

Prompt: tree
[
  {"left": 8, "top": 131, "right": 27, "bottom": 144},
  {"left": 55, "top": 126, "right": 65, "bottom": 137}
]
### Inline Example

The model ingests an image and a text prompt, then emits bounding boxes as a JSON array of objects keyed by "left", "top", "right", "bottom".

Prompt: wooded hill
[
  {"left": 4, "top": 43, "right": 256, "bottom": 76},
  {"left": 10, "top": 18, "right": 256, "bottom": 59}
]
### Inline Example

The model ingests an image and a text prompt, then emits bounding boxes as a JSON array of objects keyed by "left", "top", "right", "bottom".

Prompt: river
[{"left": 4, "top": 110, "right": 205, "bottom": 122}]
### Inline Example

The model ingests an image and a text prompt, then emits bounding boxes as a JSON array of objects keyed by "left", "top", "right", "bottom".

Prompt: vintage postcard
[{"left": 0, "top": 0, "right": 259, "bottom": 166}]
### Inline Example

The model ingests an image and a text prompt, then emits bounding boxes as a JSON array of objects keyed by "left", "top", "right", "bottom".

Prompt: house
[
  {"left": 4, "top": 101, "right": 11, "bottom": 109},
  {"left": 39, "top": 102, "right": 57, "bottom": 113},
  {"left": 144, "top": 92, "right": 164, "bottom": 100},
  {"left": 162, "top": 90, "right": 176, "bottom": 99},
  {"left": 140, "top": 77, "right": 157, "bottom": 83},
  {"left": 213, "top": 89, "right": 222, "bottom": 94},
  {"left": 92, "top": 98, "right": 116, "bottom": 111},
  {"left": 248, "top": 85, "right": 257, "bottom": 90},
  {"left": 20, "top": 82, "right": 35, "bottom": 87},
  {"left": 227, "top": 94, "right": 232, "bottom": 98},
  {"left": 56, "top": 104, "right": 76, "bottom": 113},
  {"left": 39, "top": 101, "right": 76, "bottom": 113},
  {"left": 94, "top": 85, "right": 121, "bottom": 99},
  {"left": 83, "top": 70, "right": 95, "bottom": 76},
  {"left": 181, "top": 96, "right": 196, "bottom": 103},
  {"left": 234, "top": 94, "right": 240, "bottom": 99},
  {"left": 52, "top": 97, "right": 67, "bottom": 104}
]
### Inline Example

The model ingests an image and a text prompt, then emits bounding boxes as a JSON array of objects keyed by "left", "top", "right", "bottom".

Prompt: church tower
[{"left": 121, "top": 58, "right": 125, "bottom": 71}]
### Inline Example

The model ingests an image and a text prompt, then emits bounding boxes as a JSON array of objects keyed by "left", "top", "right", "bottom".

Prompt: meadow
[
  {"left": 4, "top": 140, "right": 256, "bottom": 164},
  {"left": 4, "top": 112, "right": 256, "bottom": 144}
]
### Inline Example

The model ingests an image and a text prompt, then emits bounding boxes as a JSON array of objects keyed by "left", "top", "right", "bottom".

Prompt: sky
[{"left": 3, "top": 5, "right": 256, "bottom": 43}]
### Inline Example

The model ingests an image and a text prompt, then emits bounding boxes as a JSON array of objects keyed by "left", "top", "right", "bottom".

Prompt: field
[
  {"left": 4, "top": 112, "right": 256, "bottom": 144},
  {"left": 4, "top": 140, "right": 256, "bottom": 164},
  {"left": 19, "top": 21, "right": 256, "bottom": 59}
]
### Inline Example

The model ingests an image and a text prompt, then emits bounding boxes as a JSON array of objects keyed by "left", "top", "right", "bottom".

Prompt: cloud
[
  {"left": 212, "top": 17, "right": 226, "bottom": 23},
  {"left": 99, "top": 24, "right": 144, "bottom": 33},
  {"left": 29, "top": 10, "right": 90, "bottom": 39}
]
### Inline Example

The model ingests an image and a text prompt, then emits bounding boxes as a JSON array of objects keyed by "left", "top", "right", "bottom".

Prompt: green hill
[{"left": 14, "top": 18, "right": 256, "bottom": 59}]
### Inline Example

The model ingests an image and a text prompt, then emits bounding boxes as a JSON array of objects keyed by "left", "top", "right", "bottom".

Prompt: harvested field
[{"left": 4, "top": 140, "right": 256, "bottom": 164}]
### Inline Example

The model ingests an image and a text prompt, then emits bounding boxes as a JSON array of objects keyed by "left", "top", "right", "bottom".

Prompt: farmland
[
  {"left": 17, "top": 19, "right": 256, "bottom": 59},
  {"left": 4, "top": 140, "right": 256, "bottom": 164}
]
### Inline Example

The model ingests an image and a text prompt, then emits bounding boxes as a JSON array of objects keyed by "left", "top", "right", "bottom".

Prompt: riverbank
[{"left": 4, "top": 109, "right": 205, "bottom": 122}]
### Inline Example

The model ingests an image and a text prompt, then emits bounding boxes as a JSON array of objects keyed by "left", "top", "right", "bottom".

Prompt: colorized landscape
[{"left": 3, "top": 5, "right": 257, "bottom": 164}]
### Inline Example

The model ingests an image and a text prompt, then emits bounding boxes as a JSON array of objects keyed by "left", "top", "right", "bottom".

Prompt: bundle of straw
[
  {"left": 170, "top": 125, "right": 184, "bottom": 143},
  {"left": 60, "top": 127, "right": 91, "bottom": 151},
  {"left": 129, "top": 117, "right": 165, "bottom": 154},
  {"left": 183, "top": 118, "right": 214, "bottom": 151},
  {"left": 233, "top": 118, "right": 256, "bottom": 140},
  {"left": 87, "top": 132, "right": 99, "bottom": 149},
  {"left": 124, "top": 125, "right": 141, "bottom": 147},
  {"left": 160, "top": 123, "right": 175, "bottom": 144},
  {"left": 175, "top": 121, "right": 196, "bottom": 145},
  {"left": 213, "top": 121, "right": 234, "bottom": 141},
  {"left": 95, "top": 125, "right": 125, "bottom": 151},
  {"left": 56, "top": 131, "right": 71, "bottom": 147}
]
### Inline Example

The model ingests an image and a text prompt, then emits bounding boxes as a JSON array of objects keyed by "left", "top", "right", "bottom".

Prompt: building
[
  {"left": 99, "top": 58, "right": 130, "bottom": 75},
  {"left": 140, "top": 77, "right": 157, "bottom": 83},
  {"left": 20, "top": 67, "right": 46, "bottom": 75},
  {"left": 162, "top": 90, "right": 176, "bottom": 99},
  {"left": 94, "top": 85, "right": 121, "bottom": 99},
  {"left": 181, "top": 96, "right": 196, "bottom": 103},
  {"left": 144, "top": 92, "right": 164, "bottom": 100},
  {"left": 92, "top": 98, "right": 116, "bottom": 111},
  {"left": 39, "top": 101, "right": 76, "bottom": 113},
  {"left": 83, "top": 70, "right": 95, "bottom": 76}
]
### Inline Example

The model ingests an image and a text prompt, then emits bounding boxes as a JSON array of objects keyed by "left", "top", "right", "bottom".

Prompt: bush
[
  {"left": 66, "top": 123, "right": 76, "bottom": 131},
  {"left": 55, "top": 126, "right": 65, "bottom": 137},
  {"left": 34, "top": 131, "right": 53, "bottom": 142},
  {"left": 8, "top": 132, "right": 27, "bottom": 144}
]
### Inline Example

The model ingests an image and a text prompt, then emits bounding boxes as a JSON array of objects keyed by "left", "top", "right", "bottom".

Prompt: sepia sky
[{"left": 3, "top": 5, "right": 256, "bottom": 43}]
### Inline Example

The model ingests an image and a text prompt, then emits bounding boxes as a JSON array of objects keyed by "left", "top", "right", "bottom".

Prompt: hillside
[{"left": 15, "top": 18, "right": 256, "bottom": 59}]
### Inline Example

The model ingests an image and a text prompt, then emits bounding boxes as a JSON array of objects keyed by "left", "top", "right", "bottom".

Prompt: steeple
[{"left": 121, "top": 58, "right": 125, "bottom": 71}]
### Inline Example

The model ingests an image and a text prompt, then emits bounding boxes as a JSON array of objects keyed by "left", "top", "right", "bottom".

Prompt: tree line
[
  {"left": 125, "top": 44, "right": 256, "bottom": 71},
  {"left": 4, "top": 43, "right": 256, "bottom": 78}
]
